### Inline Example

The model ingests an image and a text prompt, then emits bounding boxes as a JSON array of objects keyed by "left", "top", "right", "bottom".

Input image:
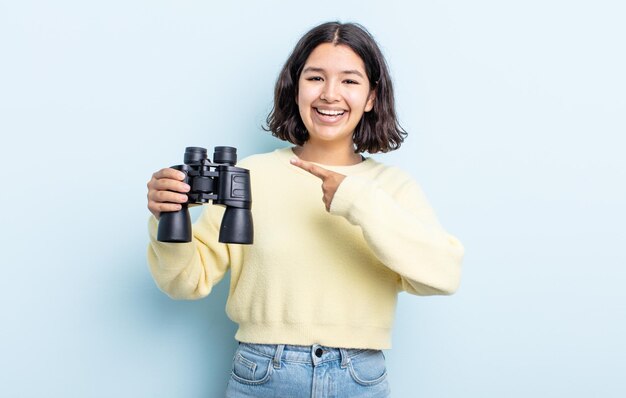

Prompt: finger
[
  {"left": 290, "top": 157, "right": 331, "bottom": 180},
  {"left": 149, "top": 190, "right": 189, "bottom": 204},
  {"left": 153, "top": 168, "right": 186, "bottom": 181},
  {"left": 322, "top": 195, "right": 331, "bottom": 212},
  {"left": 152, "top": 177, "right": 190, "bottom": 193},
  {"left": 148, "top": 202, "right": 183, "bottom": 218}
]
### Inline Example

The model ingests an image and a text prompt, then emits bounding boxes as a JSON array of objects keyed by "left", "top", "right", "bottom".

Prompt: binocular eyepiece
[{"left": 157, "top": 146, "right": 253, "bottom": 244}]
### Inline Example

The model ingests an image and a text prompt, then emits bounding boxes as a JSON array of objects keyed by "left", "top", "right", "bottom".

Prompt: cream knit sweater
[{"left": 147, "top": 147, "right": 464, "bottom": 349}]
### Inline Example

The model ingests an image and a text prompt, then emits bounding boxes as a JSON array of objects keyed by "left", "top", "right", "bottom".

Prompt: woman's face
[{"left": 297, "top": 43, "right": 375, "bottom": 148}]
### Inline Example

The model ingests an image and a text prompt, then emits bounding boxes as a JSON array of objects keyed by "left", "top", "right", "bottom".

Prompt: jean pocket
[
  {"left": 348, "top": 349, "right": 388, "bottom": 386},
  {"left": 230, "top": 345, "right": 274, "bottom": 385}
]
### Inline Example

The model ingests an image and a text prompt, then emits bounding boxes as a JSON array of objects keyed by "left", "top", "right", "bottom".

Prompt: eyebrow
[{"left": 302, "top": 66, "right": 365, "bottom": 79}]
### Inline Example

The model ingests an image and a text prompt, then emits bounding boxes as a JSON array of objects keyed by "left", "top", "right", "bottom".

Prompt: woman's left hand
[{"left": 290, "top": 157, "right": 346, "bottom": 212}]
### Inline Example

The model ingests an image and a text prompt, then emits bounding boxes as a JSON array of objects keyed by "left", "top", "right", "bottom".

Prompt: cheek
[
  {"left": 346, "top": 91, "right": 370, "bottom": 114},
  {"left": 348, "top": 87, "right": 370, "bottom": 104},
  {"left": 297, "top": 87, "right": 319, "bottom": 117},
  {"left": 296, "top": 85, "right": 306, "bottom": 107},
  {"left": 298, "top": 83, "right": 315, "bottom": 104},
  {"left": 296, "top": 99, "right": 312, "bottom": 127},
  {"left": 297, "top": 94, "right": 308, "bottom": 118}
]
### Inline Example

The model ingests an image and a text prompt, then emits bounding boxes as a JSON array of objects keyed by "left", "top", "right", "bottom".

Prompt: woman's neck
[{"left": 293, "top": 142, "right": 363, "bottom": 166}]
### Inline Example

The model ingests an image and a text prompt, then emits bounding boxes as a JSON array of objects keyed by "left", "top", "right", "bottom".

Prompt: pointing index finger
[{"left": 290, "top": 157, "right": 330, "bottom": 180}]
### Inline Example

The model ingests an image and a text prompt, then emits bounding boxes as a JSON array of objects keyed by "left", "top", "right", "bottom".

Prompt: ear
[{"left": 364, "top": 89, "right": 376, "bottom": 112}]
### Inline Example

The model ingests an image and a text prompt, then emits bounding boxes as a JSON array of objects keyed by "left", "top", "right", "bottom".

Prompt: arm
[
  {"left": 147, "top": 204, "right": 242, "bottom": 300},
  {"left": 329, "top": 173, "right": 464, "bottom": 296}
]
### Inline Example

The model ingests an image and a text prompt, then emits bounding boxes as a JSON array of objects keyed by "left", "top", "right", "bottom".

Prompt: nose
[{"left": 320, "top": 80, "right": 340, "bottom": 102}]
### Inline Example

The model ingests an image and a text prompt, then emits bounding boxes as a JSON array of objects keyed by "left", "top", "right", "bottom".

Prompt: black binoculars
[{"left": 157, "top": 146, "right": 253, "bottom": 244}]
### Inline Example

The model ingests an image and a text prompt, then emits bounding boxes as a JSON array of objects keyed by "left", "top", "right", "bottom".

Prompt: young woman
[{"left": 146, "top": 22, "right": 464, "bottom": 398}]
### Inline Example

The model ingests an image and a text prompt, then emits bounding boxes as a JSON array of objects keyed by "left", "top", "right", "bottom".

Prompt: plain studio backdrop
[{"left": 1, "top": 1, "right": 624, "bottom": 397}]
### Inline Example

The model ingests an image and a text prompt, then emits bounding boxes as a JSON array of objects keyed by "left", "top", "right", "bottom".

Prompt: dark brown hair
[{"left": 264, "top": 22, "right": 407, "bottom": 153}]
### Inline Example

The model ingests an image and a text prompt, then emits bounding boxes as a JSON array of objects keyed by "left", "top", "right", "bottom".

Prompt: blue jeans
[{"left": 225, "top": 342, "right": 391, "bottom": 397}]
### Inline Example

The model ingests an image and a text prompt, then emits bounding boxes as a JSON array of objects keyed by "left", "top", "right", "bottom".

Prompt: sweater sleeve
[
  {"left": 146, "top": 204, "right": 243, "bottom": 300},
  {"left": 329, "top": 173, "right": 464, "bottom": 296}
]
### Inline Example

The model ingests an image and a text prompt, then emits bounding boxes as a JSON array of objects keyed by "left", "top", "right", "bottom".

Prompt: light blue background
[{"left": 1, "top": 1, "right": 624, "bottom": 397}]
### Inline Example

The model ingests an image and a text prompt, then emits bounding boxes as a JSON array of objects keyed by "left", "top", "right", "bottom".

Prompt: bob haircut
[{"left": 265, "top": 21, "right": 407, "bottom": 154}]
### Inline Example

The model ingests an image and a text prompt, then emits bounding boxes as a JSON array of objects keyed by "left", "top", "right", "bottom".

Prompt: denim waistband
[{"left": 237, "top": 342, "right": 373, "bottom": 369}]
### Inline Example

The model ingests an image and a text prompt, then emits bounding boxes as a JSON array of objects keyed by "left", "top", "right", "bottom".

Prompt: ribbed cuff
[{"left": 329, "top": 176, "right": 373, "bottom": 218}]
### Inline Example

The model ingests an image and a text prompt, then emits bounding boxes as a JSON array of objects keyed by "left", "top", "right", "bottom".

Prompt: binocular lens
[
  {"left": 213, "top": 146, "right": 237, "bottom": 166},
  {"left": 219, "top": 207, "right": 253, "bottom": 244},
  {"left": 184, "top": 147, "right": 208, "bottom": 164},
  {"left": 157, "top": 205, "right": 192, "bottom": 242}
]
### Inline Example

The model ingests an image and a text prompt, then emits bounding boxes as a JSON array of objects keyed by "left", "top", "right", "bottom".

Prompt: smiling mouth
[{"left": 315, "top": 108, "right": 346, "bottom": 116}]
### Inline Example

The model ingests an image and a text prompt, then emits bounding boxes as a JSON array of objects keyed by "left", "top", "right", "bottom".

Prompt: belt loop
[
  {"left": 273, "top": 344, "right": 285, "bottom": 369},
  {"left": 339, "top": 348, "right": 350, "bottom": 368}
]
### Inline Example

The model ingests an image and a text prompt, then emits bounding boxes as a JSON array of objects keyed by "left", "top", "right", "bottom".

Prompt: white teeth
[{"left": 316, "top": 108, "right": 345, "bottom": 116}]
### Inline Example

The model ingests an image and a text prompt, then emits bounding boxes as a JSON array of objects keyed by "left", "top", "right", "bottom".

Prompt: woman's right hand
[{"left": 146, "top": 168, "right": 191, "bottom": 219}]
